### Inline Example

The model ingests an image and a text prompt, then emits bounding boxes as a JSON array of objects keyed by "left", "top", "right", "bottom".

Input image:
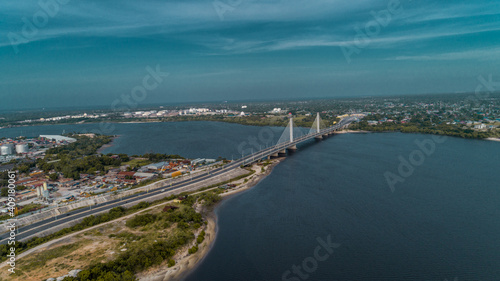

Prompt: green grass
[{"left": 122, "top": 158, "right": 152, "bottom": 168}]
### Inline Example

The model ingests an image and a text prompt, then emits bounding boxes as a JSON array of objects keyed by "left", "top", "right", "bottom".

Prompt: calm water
[
  {"left": 0, "top": 122, "right": 287, "bottom": 159},
  {"left": 185, "top": 133, "right": 500, "bottom": 281}
]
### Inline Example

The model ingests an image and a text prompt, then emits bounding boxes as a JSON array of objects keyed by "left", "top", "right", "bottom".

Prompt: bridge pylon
[
  {"left": 310, "top": 112, "right": 327, "bottom": 139},
  {"left": 310, "top": 113, "right": 321, "bottom": 140},
  {"left": 277, "top": 116, "right": 303, "bottom": 148}
]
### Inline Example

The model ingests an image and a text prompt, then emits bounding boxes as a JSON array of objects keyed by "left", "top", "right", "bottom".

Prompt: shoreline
[
  {"left": 138, "top": 158, "right": 285, "bottom": 281},
  {"left": 96, "top": 135, "right": 119, "bottom": 153}
]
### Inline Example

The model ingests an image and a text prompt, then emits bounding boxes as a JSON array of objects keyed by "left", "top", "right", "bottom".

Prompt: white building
[
  {"left": 40, "top": 135, "right": 77, "bottom": 142},
  {"left": 0, "top": 144, "right": 14, "bottom": 155},
  {"left": 15, "top": 143, "right": 29, "bottom": 154}
]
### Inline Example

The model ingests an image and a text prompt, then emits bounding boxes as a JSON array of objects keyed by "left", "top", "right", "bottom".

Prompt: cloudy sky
[{"left": 1, "top": 0, "right": 499, "bottom": 110}]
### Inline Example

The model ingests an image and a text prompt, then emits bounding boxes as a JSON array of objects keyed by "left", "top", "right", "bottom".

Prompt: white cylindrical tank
[
  {"left": 16, "top": 143, "right": 29, "bottom": 154},
  {"left": 0, "top": 144, "right": 14, "bottom": 155}
]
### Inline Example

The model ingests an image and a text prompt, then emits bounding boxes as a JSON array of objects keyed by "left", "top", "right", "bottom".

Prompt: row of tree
[{"left": 351, "top": 120, "right": 493, "bottom": 139}]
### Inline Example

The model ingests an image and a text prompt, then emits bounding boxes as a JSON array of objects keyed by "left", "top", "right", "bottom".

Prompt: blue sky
[{"left": 1, "top": 0, "right": 499, "bottom": 110}]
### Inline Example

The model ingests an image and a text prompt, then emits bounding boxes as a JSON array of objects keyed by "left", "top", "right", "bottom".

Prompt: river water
[
  {"left": 2, "top": 123, "right": 499, "bottom": 280},
  {"left": 0, "top": 122, "right": 286, "bottom": 159},
  {"left": 185, "top": 132, "right": 500, "bottom": 281}
]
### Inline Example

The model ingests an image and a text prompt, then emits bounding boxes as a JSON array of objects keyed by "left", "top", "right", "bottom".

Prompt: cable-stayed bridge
[{"left": 230, "top": 113, "right": 359, "bottom": 167}]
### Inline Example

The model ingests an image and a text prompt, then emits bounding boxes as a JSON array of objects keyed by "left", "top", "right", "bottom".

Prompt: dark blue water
[
  {"left": 185, "top": 133, "right": 500, "bottom": 281},
  {"left": 0, "top": 122, "right": 288, "bottom": 159}
]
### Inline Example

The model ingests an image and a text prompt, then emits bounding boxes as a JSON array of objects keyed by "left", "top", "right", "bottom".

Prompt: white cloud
[{"left": 389, "top": 47, "right": 500, "bottom": 61}]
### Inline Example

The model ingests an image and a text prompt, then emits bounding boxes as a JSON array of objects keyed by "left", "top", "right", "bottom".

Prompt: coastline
[{"left": 138, "top": 158, "right": 285, "bottom": 281}]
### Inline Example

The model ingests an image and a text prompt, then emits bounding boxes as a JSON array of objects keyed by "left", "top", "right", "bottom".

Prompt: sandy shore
[
  {"left": 334, "top": 129, "right": 370, "bottom": 134},
  {"left": 122, "top": 121, "right": 161, "bottom": 124},
  {"left": 485, "top": 137, "right": 500, "bottom": 142},
  {"left": 138, "top": 159, "right": 284, "bottom": 281}
]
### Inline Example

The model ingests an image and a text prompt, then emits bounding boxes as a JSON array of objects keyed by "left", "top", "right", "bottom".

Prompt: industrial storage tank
[
  {"left": 16, "top": 143, "right": 29, "bottom": 154},
  {"left": 0, "top": 144, "right": 14, "bottom": 155}
]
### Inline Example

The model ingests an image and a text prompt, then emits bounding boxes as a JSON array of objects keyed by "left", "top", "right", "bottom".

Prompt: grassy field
[{"left": 122, "top": 158, "right": 152, "bottom": 168}]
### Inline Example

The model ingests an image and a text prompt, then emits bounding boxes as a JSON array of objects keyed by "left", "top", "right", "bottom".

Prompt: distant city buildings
[
  {"left": 18, "top": 113, "right": 107, "bottom": 124},
  {"left": 122, "top": 108, "right": 238, "bottom": 118}
]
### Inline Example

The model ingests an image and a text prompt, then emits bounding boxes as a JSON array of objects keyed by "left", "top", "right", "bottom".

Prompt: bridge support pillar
[
  {"left": 315, "top": 135, "right": 323, "bottom": 140},
  {"left": 268, "top": 153, "right": 280, "bottom": 159},
  {"left": 287, "top": 145, "right": 297, "bottom": 151},
  {"left": 322, "top": 134, "right": 329, "bottom": 138},
  {"left": 278, "top": 149, "right": 287, "bottom": 156}
]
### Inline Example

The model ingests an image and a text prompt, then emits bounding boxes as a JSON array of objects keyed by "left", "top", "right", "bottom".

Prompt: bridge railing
[{"left": 240, "top": 120, "right": 353, "bottom": 165}]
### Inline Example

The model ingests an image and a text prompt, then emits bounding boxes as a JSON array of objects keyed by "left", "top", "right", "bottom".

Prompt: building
[
  {"left": 39, "top": 135, "right": 77, "bottom": 143},
  {"left": 144, "top": 162, "right": 170, "bottom": 171},
  {"left": 0, "top": 144, "right": 14, "bottom": 155},
  {"left": 15, "top": 143, "right": 29, "bottom": 154}
]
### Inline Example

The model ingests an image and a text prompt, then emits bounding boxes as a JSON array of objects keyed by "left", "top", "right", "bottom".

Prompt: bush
[
  {"left": 168, "top": 259, "right": 176, "bottom": 267},
  {"left": 129, "top": 201, "right": 151, "bottom": 211},
  {"left": 188, "top": 245, "right": 198, "bottom": 254},
  {"left": 126, "top": 214, "right": 157, "bottom": 228},
  {"left": 163, "top": 207, "right": 202, "bottom": 224},
  {"left": 201, "top": 192, "right": 221, "bottom": 207},
  {"left": 196, "top": 231, "right": 205, "bottom": 244}
]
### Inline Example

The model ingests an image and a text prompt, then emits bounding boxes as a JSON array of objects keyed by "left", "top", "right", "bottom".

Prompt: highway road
[{"left": 0, "top": 162, "right": 242, "bottom": 243}]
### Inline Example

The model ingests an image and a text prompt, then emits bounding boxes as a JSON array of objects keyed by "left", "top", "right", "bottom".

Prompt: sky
[{"left": 1, "top": 0, "right": 500, "bottom": 110}]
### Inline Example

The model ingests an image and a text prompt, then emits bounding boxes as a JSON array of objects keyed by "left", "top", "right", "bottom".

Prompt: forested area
[
  {"left": 350, "top": 112, "right": 496, "bottom": 139},
  {"left": 34, "top": 135, "right": 183, "bottom": 179}
]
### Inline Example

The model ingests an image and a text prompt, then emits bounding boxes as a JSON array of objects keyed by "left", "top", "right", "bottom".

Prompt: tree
[{"left": 49, "top": 173, "right": 59, "bottom": 181}]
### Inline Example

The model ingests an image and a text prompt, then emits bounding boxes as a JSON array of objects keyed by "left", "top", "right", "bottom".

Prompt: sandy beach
[
  {"left": 334, "top": 129, "right": 370, "bottom": 134},
  {"left": 485, "top": 137, "right": 500, "bottom": 142}
]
